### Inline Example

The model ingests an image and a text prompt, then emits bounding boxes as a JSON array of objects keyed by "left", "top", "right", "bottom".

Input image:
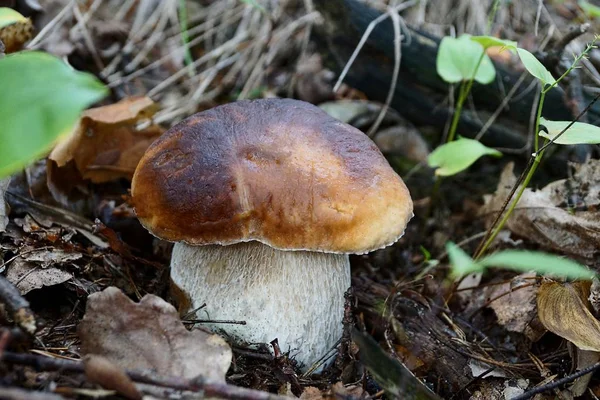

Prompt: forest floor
[{"left": 2, "top": 1, "right": 600, "bottom": 399}]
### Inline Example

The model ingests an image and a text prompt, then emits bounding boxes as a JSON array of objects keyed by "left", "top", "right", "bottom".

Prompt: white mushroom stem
[{"left": 170, "top": 241, "right": 350, "bottom": 371}]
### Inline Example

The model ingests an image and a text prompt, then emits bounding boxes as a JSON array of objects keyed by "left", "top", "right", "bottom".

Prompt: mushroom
[{"left": 130, "top": 99, "right": 413, "bottom": 370}]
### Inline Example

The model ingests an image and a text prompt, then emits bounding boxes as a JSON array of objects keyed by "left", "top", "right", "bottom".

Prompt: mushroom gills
[{"left": 170, "top": 241, "right": 350, "bottom": 371}]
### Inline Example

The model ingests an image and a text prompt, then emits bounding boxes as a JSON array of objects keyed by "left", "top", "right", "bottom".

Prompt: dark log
[{"left": 313, "top": 0, "right": 595, "bottom": 150}]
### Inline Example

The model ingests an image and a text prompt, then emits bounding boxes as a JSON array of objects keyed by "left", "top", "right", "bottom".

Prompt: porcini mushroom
[{"left": 131, "top": 99, "right": 413, "bottom": 370}]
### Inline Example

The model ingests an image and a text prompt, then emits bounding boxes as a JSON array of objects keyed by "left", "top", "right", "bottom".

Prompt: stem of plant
[
  {"left": 178, "top": 0, "right": 195, "bottom": 77},
  {"left": 474, "top": 151, "right": 543, "bottom": 260},
  {"left": 428, "top": 52, "right": 485, "bottom": 220},
  {"left": 474, "top": 88, "right": 546, "bottom": 260}
]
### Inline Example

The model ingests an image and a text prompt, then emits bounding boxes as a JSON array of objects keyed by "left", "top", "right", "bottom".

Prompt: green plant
[
  {"left": 447, "top": 242, "right": 595, "bottom": 280},
  {"left": 0, "top": 9, "right": 108, "bottom": 178},
  {"left": 474, "top": 36, "right": 600, "bottom": 259},
  {"left": 429, "top": 36, "right": 518, "bottom": 177}
]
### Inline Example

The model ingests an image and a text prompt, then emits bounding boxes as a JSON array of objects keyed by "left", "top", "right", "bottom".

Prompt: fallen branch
[
  {"left": 1, "top": 351, "right": 288, "bottom": 400},
  {"left": 0, "top": 275, "right": 36, "bottom": 335}
]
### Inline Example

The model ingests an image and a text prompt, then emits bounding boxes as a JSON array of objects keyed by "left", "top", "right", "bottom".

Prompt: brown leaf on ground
[
  {"left": 299, "top": 382, "right": 364, "bottom": 400},
  {"left": 78, "top": 287, "right": 232, "bottom": 382},
  {"left": 480, "top": 161, "right": 600, "bottom": 259},
  {"left": 83, "top": 355, "right": 142, "bottom": 400},
  {"left": 537, "top": 281, "right": 600, "bottom": 351},
  {"left": 6, "top": 258, "right": 73, "bottom": 295},
  {"left": 47, "top": 97, "right": 162, "bottom": 204},
  {"left": 488, "top": 272, "right": 544, "bottom": 341}
]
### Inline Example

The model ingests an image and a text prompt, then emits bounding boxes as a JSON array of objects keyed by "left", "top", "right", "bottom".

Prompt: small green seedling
[
  {"left": 436, "top": 35, "right": 496, "bottom": 84},
  {"left": 427, "top": 137, "right": 502, "bottom": 176},
  {"left": 447, "top": 242, "right": 596, "bottom": 281},
  {"left": 0, "top": 51, "right": 108, "bottom": 178},
  {"left": 475, "top": 37, "right": 599, "bottom": 259}
]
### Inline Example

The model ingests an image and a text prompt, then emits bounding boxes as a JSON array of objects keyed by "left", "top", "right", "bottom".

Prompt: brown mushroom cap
[{"left": 131, "top": 99, "right": 413, "bottom": 254}]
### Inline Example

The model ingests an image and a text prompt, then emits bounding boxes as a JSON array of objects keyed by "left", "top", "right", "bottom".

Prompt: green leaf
[
  {"left": 0, "top": 51, "right": 108, "bottom": 178},
  {"left": 579, "top": 0, "right": 600, "bottom": 19},
  {"left": 538, "top": 117, "right": 600, "bottom": 145},
  {"left": 470, "top": 36, "right": 517, "bottom": 52},
  {"left": 0, "top": 7, "right": 26, "bottom": 29},
  {"left": 436, "top": 35, "right": 496, "bottom": 84},
  {"left": 480, "top": 251, "right": 596, "bottom": 280},
  {"left": 446, "top": 242, "right": 481, "bottom": 277},
  {"left": 516, "top": 48, "right": 556, "bottom": 86},
  {"left": 427, "top": 137, "right": 502, "bottom": 176},
  {"left": 446, "top": 242, "right": 595, "bottom": 280}
]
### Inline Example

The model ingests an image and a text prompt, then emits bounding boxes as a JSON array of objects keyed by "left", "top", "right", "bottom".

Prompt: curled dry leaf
[
  {"left": 78, "top": 287, "right": 232, "bottom": 382},
  {"left": 480, "top": 161, "right": 600, "bottom": 259},
  {"left": 537, "top": 281, "right": 600, "bottom": 352},
  {"left": 47, "top": 97, "right": 162, "bottom": 205},
  {"left": 83, "top": 355, "right": 142, "bottom": 400}
]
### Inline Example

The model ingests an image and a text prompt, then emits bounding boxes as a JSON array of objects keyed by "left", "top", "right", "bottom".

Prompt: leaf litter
[
  {"left": 78, "top": 286, "right": 232, "bottom": 383},
  {"left": 3, "top": 1, "right": 600, "bottom": 399}
]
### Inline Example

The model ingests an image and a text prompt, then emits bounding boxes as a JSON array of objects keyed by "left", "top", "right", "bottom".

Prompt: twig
[
  {"left": 511, "top": 361, "right": 600, "bottom": 400},
  {"left": 1, "top": 351, "right": 288, "bottom": 400},
  {"left": 183, "top": 319, "right": 247, "bottom": 325},
  {"left": 0, "top": 387, "right": 64, "bottom": 400},
  {"left": 0, "top": 276, "right": 36, "bottom": 335}
]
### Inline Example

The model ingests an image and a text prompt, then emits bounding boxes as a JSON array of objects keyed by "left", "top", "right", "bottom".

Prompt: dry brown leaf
[
  {"left": 374, "top": 125, "right": 430, "bottom": 163},
  {"left": 78, "top": 287, "right": 232, "bottom": 382},
  {"left": 47, "top": 97, "right": 162, "bottom": 204},
  {"left": 480, "top": 161, "right": 600, "bottom": 259},
  {"left": 488, "top": 272, "right": 543, "bottom": 341},
  {"left": 537, "top": 281, "right": 600, "bottom": 352},
  {"left": 6, "top": 258, "right": 73, "bottom": 295},
  {"left": 83, "top": 355, "right": 142, "bottom": 400}
]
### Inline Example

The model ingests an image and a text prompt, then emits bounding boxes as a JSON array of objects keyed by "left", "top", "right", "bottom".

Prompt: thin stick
[
  {"left": 1, "top": 351, "right": 287, "bottom": 400},
  {"left": 332, "top": 1, "right": 416, "bottom": 93}
]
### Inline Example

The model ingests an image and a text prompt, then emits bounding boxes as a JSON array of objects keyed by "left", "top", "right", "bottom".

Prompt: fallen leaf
[
  {"left": 0, "top": 177, "right": 10, "bottom": 232},
  {"left": 78, "top": 287, "right": 232, "bottom": 382},
  {"left": 569, "top": 348, "right": 599, "bottom": 397},
  {"left": 6, "top": 258, "right": 73, "bottom": 295},
  {"left": 468, "top": 359, "right": 507, "bottom": 379},
  {"left": 488, "top": 272, "right": 543, "bottom": 341},
  {"left": 319, "top": 100, "right": 403, "bottom": 131},
  {"left": 537, "top": 281, "right": 600, "bottom": 352},
  {"left": 373, "top": 125, "right": 430, "bottom": 162},
  {"left": 20, "top": 247, "right": 82, "bottom": 267},
  {"left": 47, "top": 97, "right": 162, "bottom": 205},
  {"left": 84, "top": 355, "right": 142, "bottom": 400},
  {"left": 480, "top": 161, "right": 600, "bottom": 259}
]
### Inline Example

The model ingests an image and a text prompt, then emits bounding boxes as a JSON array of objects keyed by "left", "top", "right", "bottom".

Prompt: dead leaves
[
  {"left": 537, "top": 281, "right": 600, "bottom": 352},
  {"left": 537, "top": 280, "right": 600, "bottom": 397},
  {"left": 481, "top": 161, "right": 600, "bottom": 259},
  {"left": 78, "top": 287, "right": 232, "bottom": 382},
  {"left": 47, "top": 97, "right": 162, "bottom": 205},
  {"left": 4, "top": 247, "right": 81, "bottom": 294}
]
